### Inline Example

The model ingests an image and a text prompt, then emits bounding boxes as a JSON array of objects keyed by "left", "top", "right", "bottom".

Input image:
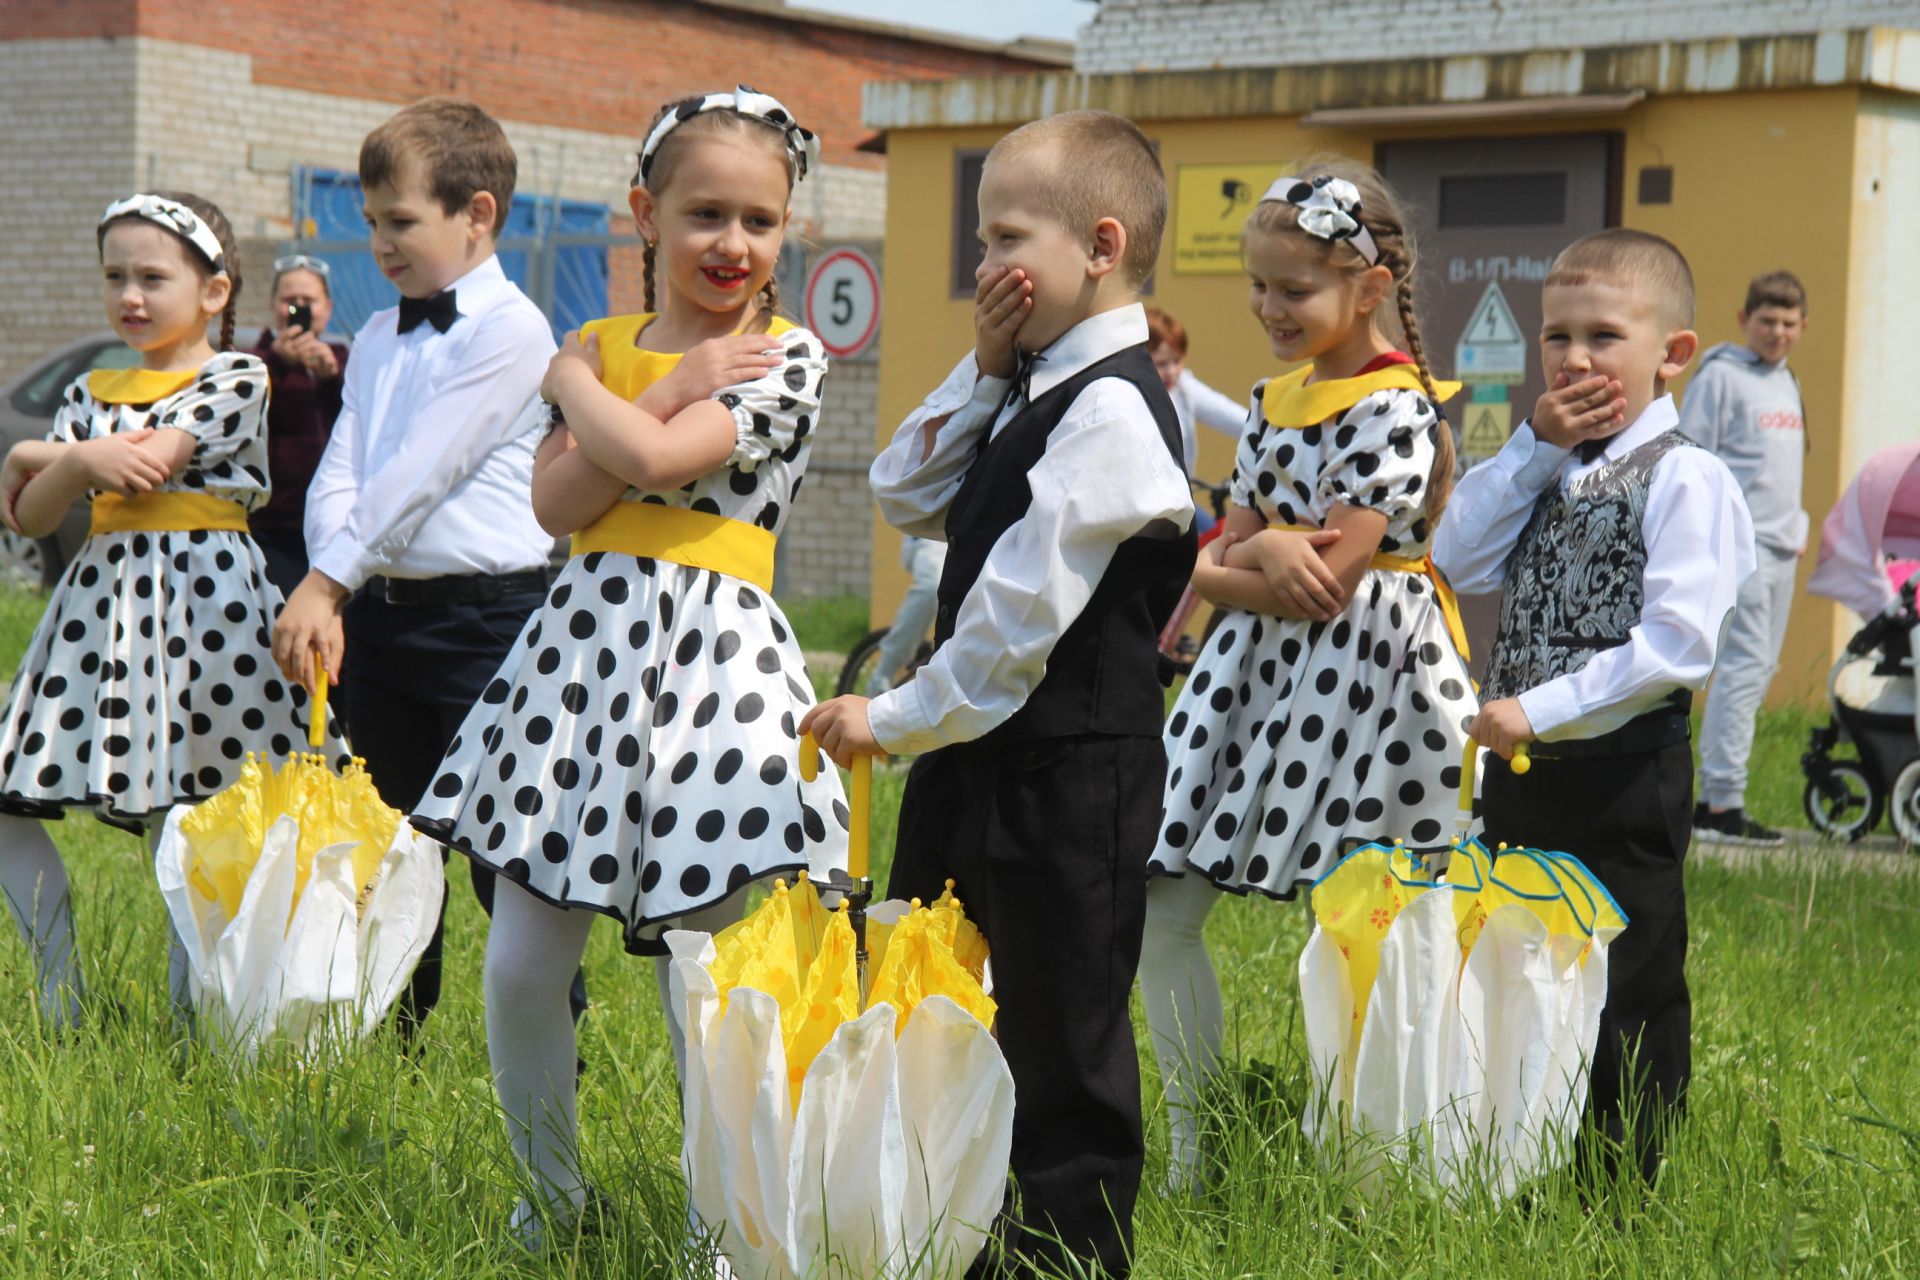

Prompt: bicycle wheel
[{"left": 837, "top": 628, "right": 892, "bottom": 697}]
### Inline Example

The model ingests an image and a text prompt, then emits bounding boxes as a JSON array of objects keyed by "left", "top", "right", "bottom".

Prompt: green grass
[
  {"left": 782, "top": 593, "right": 873, "bottom": 659},
  {"left": 3, "top": 587, "right": 1918, "bottom": 1277}
]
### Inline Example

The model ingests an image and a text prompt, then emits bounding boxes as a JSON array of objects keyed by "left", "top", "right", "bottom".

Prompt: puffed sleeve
[
  {"left": 720, "top": 326, "right": 829, "bottom": 472},
  {"left": 1228, "top": 381, "right": 1268, "bottom": 510},
  {"left": 158, "top": 353, "right": 272, "bottom": 499},
  {"left": 1315, "top": 388, "right": 1440, "bottom": 525},
  {"left": 47, "top": 377, "right": 92, "bottom": 444}
]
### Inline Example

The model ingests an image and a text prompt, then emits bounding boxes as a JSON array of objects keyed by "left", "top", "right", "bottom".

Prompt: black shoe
[{"left": 1691, "top": 803, "right": 1785, "bottom": 848}]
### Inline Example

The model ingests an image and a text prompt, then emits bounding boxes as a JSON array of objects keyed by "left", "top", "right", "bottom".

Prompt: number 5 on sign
[{"left": 803, "top": 247, "right": 881, "bottom": 360}]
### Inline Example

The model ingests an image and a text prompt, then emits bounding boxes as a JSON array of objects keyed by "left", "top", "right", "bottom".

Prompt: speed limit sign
[{"left": 802, "top": 247, "right": 881, "bottom": 360}]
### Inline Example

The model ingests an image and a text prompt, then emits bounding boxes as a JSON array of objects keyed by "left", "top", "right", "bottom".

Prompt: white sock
[
  {"left": 0, "top": 815, "right": 82, "bottom": 1026},
  {"left": 486, "top": 877, "right": 595, "bottom": 1216},
  {"left": 1138, "top": 871, "right": 1225, "bottom": 1192}
]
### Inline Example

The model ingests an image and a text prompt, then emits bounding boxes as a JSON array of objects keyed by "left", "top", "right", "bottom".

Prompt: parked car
[
  {"left": 0, "top": 327, "right": 265, "bottom": 588},
  {"left": 1, "top": 326, "right": 568, "bottom": 591}
]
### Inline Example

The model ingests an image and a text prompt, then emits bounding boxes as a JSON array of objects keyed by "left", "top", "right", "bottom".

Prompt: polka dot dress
[
  {"left": 411, "top": 320, "right": 848, "bottom": 954},
  {"left": 0, "top": 354, "right": 349, "bottom": 832},
  {"left": 1147, "top": 381, "right": 1477, "bottom": 898}
]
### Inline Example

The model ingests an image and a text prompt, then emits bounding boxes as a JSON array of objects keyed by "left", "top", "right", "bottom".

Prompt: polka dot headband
[
  {"left": 1261, "top": 175, "right": 1379, "bottom": 265},
  {"left": 99, "top": 193, "right": 228, "bottom": 276},
  {"left": 634, "top": 86, "right": 818, "bottom": 188}
]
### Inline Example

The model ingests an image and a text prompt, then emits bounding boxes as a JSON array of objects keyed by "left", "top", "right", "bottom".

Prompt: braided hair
[
  {"left": 634, "top": 97, "right": 799, "bottom": 335},
  {"left": 98, "top": 190, "right": 243, "bottom": 351},
  {"left": 1245, "top": 159, "right": 1454, "bottom": 521}
]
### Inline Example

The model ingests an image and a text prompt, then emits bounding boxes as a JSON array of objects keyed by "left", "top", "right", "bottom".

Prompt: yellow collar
[
  {"left": 1260, "top": 364, "right": 1461, "bottom": 428},
  {"left": 580, "top": 312, "right": 795, "bottom": 403},
  {"left": 88, "top": 367, "right": 200, "bottom": 405}
]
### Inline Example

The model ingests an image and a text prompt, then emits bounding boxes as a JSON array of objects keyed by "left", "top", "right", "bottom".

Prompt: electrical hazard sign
[
  {"left": 1460, "top": 401, "right": 1512, "bottom": 460},
  {"left": 1454, "top": 283, "right": 1528, "bottom": 385}
]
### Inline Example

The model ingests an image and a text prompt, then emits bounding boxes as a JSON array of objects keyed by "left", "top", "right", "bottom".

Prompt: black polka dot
[
  {"left": 514, "top": 786, "right": 543, "bottom": 816},
  {"left": 432, "top": 773, "right": 463, "bottom": 798},
  {"left": 651, "top": 807, "right": 677, "bottom": 838},
  {"left": 590, "top": 854, "right": 620, "bottom": 884},
  {"left": 561, "top": 683, "right": 590, "bottom": 715}
]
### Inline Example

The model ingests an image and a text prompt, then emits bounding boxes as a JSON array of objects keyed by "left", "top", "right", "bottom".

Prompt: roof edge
[
  {"left": 862, "top": 26, "right": 1920, "bottom": 130},
  {"left": 697, "top": 0, "right": 1074, "bottom": 66}
]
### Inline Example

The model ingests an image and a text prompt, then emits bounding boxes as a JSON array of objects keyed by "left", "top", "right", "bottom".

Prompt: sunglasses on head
[{"left": 272, "top": 254, "right": 332, "bottom": 276}]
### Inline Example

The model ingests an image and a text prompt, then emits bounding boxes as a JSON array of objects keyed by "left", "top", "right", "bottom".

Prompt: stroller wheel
[
  {"left": 1891, "top": 761, "right": 1920, "bottom": 848},
  {"left": 1802, "top": 764, "right": 1882, "bottom": 843}
]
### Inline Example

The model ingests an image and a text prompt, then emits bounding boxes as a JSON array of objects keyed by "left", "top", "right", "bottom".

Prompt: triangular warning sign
[
  {"left": 1462, "top": 402, "right": 1511, "bottom": 456},
  {"left": 1461, "top": 283, "right": 1524, "bottom": 346}
]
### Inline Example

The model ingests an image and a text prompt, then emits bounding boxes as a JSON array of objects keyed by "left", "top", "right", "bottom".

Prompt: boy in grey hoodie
[{"left": 1681, "top": 270, "right": 1809, "bottom": 845}]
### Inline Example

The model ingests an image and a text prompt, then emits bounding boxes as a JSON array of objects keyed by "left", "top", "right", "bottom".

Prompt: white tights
[
  {"left": 0, "top": 815, "right": 82, "bottom": 1025},
  {"left": 1137, "top": 872, "right": 1224, "bottom": 1193},
  {"left": 485, "top": 875, "right": 750, "bottom": 1214}
]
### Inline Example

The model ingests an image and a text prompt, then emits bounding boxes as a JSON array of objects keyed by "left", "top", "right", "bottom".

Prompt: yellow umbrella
[
  {"left": 154, "top": 662, "right": 445, "bottom": 1057},
  {"left": 1298, "top": 740, "right": 1630, "bottom": 1201},
  {"left": 667, "top": 736, "right": 1013, "bottom": 1280}
]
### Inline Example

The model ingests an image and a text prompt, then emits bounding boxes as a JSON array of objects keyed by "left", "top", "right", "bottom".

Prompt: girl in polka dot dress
[
  {"left": 1137, "top": 162, "right": 1477, "bottom": 1192},
  {"left": 0, "top": 192, "right": 345, "bottom": 1026},
  {"left": 408, "top": 88, "right": 846, "bottom": 1242}
]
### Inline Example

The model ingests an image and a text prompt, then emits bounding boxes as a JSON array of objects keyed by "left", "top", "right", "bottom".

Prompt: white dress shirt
[
  {"left": 867, "top": 303, "right": 1194, "bottom": 754},
  {"left": 1433, "top": 394, "right": 1756, "bottom": 741},
  {"left": 305, "top": 255, "right": 556, "bottom": 588},
  {"left": 1171, "top": 367, "right": 1249, "bottom": 474}
]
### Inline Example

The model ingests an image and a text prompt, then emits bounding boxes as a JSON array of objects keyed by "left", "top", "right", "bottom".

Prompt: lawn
[{"left": 1, "top": 587, "right": 1916, "bottom": 1277}]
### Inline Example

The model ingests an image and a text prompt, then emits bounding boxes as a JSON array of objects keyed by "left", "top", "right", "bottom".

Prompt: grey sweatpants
[{"left": 1699, "top": 547, "right": 1798, "bottom": 809}]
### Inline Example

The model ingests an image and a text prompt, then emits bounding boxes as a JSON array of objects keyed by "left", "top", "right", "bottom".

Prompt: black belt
[
  {"left": 363, "top": 569, "right": 549, "bottom": 607},
  {"left": 1523, "top": 703, "right": 1691, "bottom": 761}
]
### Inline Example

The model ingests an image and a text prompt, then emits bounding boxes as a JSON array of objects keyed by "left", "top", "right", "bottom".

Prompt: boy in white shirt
[
  {"left": 1436, "top": 229, "right": 1755, "bottom": 1184},
  {"left": 804, "top": 110, "right": 1193, "bottom": 1278},
  {"left": 272, "top": 97, "right": 580, "bottom": 1038}
]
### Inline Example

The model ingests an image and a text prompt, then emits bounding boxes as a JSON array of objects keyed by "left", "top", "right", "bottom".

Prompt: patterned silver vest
[{"left": 1482, "top": 429, "right": 1696, "bottom": 702}]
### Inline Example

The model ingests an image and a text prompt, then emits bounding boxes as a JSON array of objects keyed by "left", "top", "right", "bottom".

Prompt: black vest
[
  {"left": 934, "top": 344, "right": 1194, "bottom": 745},
  {"left": 1483, "top": 428, "right": 1695, "bottom": 708}
]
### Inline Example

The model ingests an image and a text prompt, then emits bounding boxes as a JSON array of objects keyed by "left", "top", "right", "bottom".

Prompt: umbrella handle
[
  {"left": 308, "top": 657, "right": 329, "bottom": 750},
  {"left": 1511, "top": 742, "right": 1532, "bottom": 775},
  {"left": 1455, "top": 739, "right": 1530, "bottom": 845},
  {"left": 800, "top": 733, "right": 871, "bottom": 881}
]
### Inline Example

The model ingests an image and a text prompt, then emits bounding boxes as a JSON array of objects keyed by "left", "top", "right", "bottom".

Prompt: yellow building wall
[{"left": 870, "top": 88, "right": 1863, "bottom": 707}]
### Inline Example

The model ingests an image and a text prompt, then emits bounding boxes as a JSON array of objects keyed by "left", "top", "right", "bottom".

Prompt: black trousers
[
  {"left": 253, "top": 526, "right": 310, "bottom": 604},
  {"left": 888, "top": 733, "right": 1160, "bottom": 1280},
  {"left": 340, "top": 588, "right": 588, "bottom": 1037},
  {"left": 1481, "top": 738, "right": 1693, "bottom": 1183}
]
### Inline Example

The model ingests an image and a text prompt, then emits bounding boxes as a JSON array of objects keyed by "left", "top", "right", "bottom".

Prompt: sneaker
[{"left": 1692, "top": 803, "right": 1786, "bottom": 848}]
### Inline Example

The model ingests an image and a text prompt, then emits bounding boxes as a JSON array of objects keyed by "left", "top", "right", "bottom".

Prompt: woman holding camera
[{"left": 247, "top": 255, "right": 349, "bottom": 597}]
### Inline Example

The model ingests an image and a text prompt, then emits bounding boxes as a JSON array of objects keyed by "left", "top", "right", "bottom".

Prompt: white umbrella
[{"left": 666, "top": 747, "right": 1014, "bottom": 1280}]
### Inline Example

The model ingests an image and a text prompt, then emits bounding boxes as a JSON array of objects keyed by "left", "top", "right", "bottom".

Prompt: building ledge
[
  {"left": 699, "top": 0, "right": 1073, "bottom": 66},
  {"left": 863, "top": 26, "right": 1920, "bottom": 130}
]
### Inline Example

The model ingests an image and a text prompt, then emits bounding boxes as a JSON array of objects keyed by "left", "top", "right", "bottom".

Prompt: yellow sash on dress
[
  {"left": 562, "top": 312, "right": 794, "bottom": 592},
  {"left": 1260, "top": 364, "right": 1462, "bottom": 428},
  {"left": 570, "top": 503, "right": 776, "bottom": 592},
  {"left": 90, "top": 492, "right": 250, "bottom": 537},
  {"left": 1269, "top": 522, "right": 1470, "bottom": 661}
]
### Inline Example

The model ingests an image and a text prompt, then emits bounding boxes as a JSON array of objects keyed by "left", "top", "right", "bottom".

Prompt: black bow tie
[
  {"left": 1011, "top": 349, "right": 1046, "bottom": 404},
  {"left": 1575, "top": 436, "right": 1612, "bottom": 465},
  {"left": 397, "top": 289, "right": 459, "bottom": 334}
]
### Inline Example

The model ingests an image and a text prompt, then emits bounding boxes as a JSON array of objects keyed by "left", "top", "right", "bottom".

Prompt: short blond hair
[
  {"left": 1545, "top": 229, "right": 1695, "bottom": 330},
  {"left": 988, "top": 110, "right": 1165, "bottom": 288}
]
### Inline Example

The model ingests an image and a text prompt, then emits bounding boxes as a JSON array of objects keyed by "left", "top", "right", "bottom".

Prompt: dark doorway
[{"left": 1380, "top": 133, "right": 1618, "bottom": 677}]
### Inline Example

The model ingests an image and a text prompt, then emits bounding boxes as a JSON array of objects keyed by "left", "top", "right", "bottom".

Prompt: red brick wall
[{"left": 5, "top": 0, "right": 1047, "bottom": 170}]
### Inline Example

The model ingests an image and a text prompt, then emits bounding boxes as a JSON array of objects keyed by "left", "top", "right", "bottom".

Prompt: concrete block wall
[{"left": 1076, "top": 0, "right": 1920, "bottom": 72}]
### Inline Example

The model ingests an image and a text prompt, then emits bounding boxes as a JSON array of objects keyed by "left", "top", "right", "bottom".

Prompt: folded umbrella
[
  {"left": 667, "top": 737, "right": 1014, "bottom": 1280},
  {"left": 154, "top": 666, "right": 445, "bottom": 1058},
  {"left": 1298, "top": 742, "right": 1627, "bottom": 1202}
]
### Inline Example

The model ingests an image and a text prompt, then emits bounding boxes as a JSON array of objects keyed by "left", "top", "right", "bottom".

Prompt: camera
[{"left": 286, "top": 301, "right": 313, "bottom": 333}]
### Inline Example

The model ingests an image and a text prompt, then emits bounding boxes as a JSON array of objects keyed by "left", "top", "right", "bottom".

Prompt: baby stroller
[{"left": 1801, "top": 442, "right": 1920, "bottom": 844}]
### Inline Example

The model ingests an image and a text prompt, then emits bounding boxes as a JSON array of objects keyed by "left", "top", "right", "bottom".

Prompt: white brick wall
[
  {"left": 3, "top": 36, "right": 882, "bottom": 598},
  {"left": 1076, "top": 0, "right": 1920, "bottom": 72},
  {"left": 0, "top": 40, "right": 140, "bottom": 382}
]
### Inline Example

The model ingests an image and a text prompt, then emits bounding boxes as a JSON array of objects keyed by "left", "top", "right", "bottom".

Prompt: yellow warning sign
[
  {"left": 1461, "top": 401, "right": 1512, "bottom": 459},
  {"left": 1172, "top": 164, "right": 1272, "bottom": 275}
]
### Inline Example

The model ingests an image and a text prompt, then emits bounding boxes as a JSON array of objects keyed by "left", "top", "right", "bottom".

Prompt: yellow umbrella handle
[
  {"left": 308, "top": 657, "right": 328, "bottom": 750},
  {"left": 801, "top": 732, "right": 871, "bottom": 881},
  {"left": 1511, "top": 742, "right": 1532, "bottom": 775}
]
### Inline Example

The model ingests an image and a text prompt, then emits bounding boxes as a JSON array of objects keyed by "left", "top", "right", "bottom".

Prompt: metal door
[{"left": 1380, "top": 133, "right": 1617, "bottom": 676}]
